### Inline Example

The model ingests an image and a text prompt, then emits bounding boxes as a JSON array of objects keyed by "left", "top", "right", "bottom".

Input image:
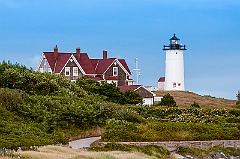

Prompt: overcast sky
[{"left": 0, "top": 0, "right": 240, "bottom": 99}]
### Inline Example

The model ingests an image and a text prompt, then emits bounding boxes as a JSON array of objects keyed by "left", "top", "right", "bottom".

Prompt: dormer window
[
  {"left": 113, "top": 67, "right": 118, "bottom": 76},
  {"left": 65, "top": 67, "right": 70, "bottom": 76}
]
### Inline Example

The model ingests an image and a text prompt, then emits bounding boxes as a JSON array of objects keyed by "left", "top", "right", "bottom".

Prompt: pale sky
[{"left": 0, "top": 0, "right": 240, "bottom": 99}]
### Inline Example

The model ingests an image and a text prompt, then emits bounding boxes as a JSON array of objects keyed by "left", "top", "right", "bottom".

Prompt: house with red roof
[
  {"left": 118, "top": 85, "right": 156, "bottom": 105},
  {"left": 36, "top": 45, "right": 134, "bottom": 86}
]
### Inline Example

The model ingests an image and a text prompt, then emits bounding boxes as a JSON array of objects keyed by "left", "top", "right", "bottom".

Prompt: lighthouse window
[
  {"left": 178, "top": 83, "right": 181, "bottom": 86},
  {"left": 173, "top": 82, "right": 176, "bottom": 88},
  {"left": 176, "top": 52, "right": 177, "bottom": 54}
]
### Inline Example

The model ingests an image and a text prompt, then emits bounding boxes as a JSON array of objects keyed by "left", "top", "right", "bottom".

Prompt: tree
[
  {"left": 97, "top": 82, "right": 126, "bottom": 104},
  {"left": 124, "top": 90, "right": 143, "bottom": 105},
  {"left": 237, "top": 91, "right": 240, "bottom": 105},
  {"left": 157, "top": 93, "right": 176, "bottom": 107},
  {"left": 75, "top": 76, "right": 101, "bottom": 94}
]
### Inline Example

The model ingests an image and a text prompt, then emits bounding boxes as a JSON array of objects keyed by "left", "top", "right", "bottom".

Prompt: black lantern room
[{"left": 163, "top": 34, "right": 187, "bottom": 50}]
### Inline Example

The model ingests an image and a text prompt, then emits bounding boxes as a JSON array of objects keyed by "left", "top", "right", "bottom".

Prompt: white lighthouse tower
[{"left": 163, "top": 34, "right": 186, "bottom": 91}]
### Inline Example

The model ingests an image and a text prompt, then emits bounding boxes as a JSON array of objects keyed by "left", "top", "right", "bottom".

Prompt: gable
[
  {"left": 91, "top": 58, "right": 131, "bottom": 76},
  {"left": 59, "top": 54, "right": 86, "bottom": 75},
  {"left": 102, "top": 59, "right": 130, "bottom": 75},
  {"left": 43, "top": 52, "right": 71, "bottom": 73},
  {"left": 36, "top": 54, "right": 52, "bottom": 72},
  {"left": 35, "top": 54, "right": 52, "bottom": 73}
]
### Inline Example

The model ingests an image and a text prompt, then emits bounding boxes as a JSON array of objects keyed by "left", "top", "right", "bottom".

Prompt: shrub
[
  {"left": 237, "top": 92, "right": 240, "bottom": 105},
  {"left": 102, "top": 119, "right": 240, "bottom": 142},
  {"left": 124, "top": 90, "right": 143, "bottom": 105},
  {"left": 156, "top": 93, "right": 176, "bottom": 107},
  {"left": 113, "top": 106, "right": 143, "bottom": 123},
  {"left": 190, "top": 101, "right": 200, "bottom": 108},
  {"left": 0, "top": 88, "right": 25, "bottom": 112}
]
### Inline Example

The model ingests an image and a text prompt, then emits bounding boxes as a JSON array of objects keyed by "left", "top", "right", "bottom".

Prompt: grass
[
  {"left": 2, "top": 145, "right": 175, "bottom": 159},
  {"left": 154, "top": 91, "right": 237, "bottom": 108},
  {"left": 177, "top": 146, "right": 240, "bottom": 157},
  {"left": 90, "top": 142, "right": 172, "bottom": 159}
]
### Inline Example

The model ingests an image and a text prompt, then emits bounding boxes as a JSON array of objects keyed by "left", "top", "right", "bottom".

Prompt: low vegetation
[
  {"left": 90, "top": 142, "right": 171, "bottom": 158},
  {"left": 0, "top": 61, "right": 143, "bottom": 149},
  {"left": 1, "top": 60, "right": 240, "bottom": 158},
  {"left": 102, "top": 118, "right": 240, "bottom": 142},
  {"left": 1, "top": 145, "right": 175, "bottom": 159},
  {"left": 177, "top": 146, "right": 240, "bottom": 158}
]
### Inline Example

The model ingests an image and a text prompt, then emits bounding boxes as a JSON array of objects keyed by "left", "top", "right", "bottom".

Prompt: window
[
  {"left": 113, "top": 67, "right": 118, "bottom": 76},
  {"left": 173, "top": 82, "right": 176, "bottom": 88},
  {"left": 65, "top": 67, "right": 70, "bottom": 76},
  {"left": 73, "top": 67, "right": 78, "bottom": 76}
]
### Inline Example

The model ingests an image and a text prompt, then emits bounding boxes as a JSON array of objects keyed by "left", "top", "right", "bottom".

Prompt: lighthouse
[{"left": 163, "top": 34, "right": 186, "bottom": 91}]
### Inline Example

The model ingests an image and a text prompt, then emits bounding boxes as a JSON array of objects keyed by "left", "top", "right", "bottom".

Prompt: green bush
[
  {"left": 102, "top": 119, "right": 240, "bottom": 142},
  {"left": 156, "top": 93, "right": 176, "bottom": 107},
  {"left": 0, "top": 88, "right": 25, "bottom": 112},
  {"left": 190, "top": 101, "right": 200, "bottom": 108},
  {"left": 124, "top": 90, "right": 143, "bottom": 105}
]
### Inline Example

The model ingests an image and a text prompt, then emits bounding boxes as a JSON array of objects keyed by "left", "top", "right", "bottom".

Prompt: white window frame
[
  {"left": 73, "top": 67, "right": 78, "bottom": 76},
  {"left": 65, "top": 67, "right": 70, "bottom": 76},
  {"left": 113, "top": 67, "right": 118, "bottom": 76}
]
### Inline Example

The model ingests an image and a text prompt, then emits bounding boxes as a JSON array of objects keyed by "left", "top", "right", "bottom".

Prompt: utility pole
[{"left": 133, "top": 57, "right": 141, "bottom": 84}]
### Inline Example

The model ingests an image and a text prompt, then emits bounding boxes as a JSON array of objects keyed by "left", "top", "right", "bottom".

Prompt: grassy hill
[{"left": 154, "top": 91, "right": 237, "bottom": 108}]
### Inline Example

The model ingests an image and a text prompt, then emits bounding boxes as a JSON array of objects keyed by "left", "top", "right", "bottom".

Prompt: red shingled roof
[
  {"left": 158, "top": 77, "right": 165, "bottom": 82},
  {"left": 44, "top": 52, "right": 96, "bottom": 74},
  {"left": 119, "top": 59, "right": 131, "bottom": 74},
  {"left": 74, "top": 53, "right": 96, "bottom": 74},
  {"left": 44, "top": 52, "right": 71, "bottom": 73},
  {"left": 92, "top": 58, "right": 115, "bottom": 74},
  {"left": 90, "top": 58, "right": 131, "bottom": 75},
  {"left": 118, "top": 85, "right": 141, "bottom": 92},
  {"left": 43, "top": 51, "right": 130, "bottom": 76}
]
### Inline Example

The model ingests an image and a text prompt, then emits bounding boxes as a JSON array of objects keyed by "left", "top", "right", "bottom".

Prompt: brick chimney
[
  {"left": 103, "top": 50, "right": 107, "bottom": 59},
  {"left": 76, "top": 47, "right": 81, "bottom": 59},
  {"left": 54, "top": 45, "right": 58, "bottom": 59}
]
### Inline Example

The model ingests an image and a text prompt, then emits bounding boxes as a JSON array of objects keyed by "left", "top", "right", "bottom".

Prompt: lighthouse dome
[{"left": 170, "top": 34, "right": 180, "bottom": 41}]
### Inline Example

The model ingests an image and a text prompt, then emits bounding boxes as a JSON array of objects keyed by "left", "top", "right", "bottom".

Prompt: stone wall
[{"left": 99, "top": 140, "right": 240, "bottom": 149}]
